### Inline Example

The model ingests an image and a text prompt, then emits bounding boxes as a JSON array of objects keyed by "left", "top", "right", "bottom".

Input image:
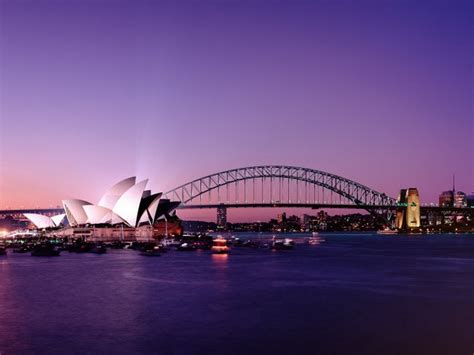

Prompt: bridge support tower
[
  {"left": 396, "top": 188, "right": 421, "bottom": 232},
  {"left": 217, "top": 204, "right": 227, "bottom": 229}
]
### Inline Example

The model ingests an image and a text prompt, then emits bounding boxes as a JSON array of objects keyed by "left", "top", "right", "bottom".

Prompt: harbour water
[{"left": 1, "top": 232, "right": 473, "bottom": 355}]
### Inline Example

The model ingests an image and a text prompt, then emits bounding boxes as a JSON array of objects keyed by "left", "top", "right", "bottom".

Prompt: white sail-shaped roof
[
  {"left": 111, "top": 213, "right": 126, "bottom": 225},
  {"left": 83, "top": 205, "right": 113, "bottom": 224},
  {"left": 138, "top": 210, "right": 151, "bottom": 225},
  {"left": 97, "top": 177, "right": 136, "bottom": 210},
  {"left": 135, "top": 193, "right": 162, "bottom": 225},
  {"left": 148, "top": 198, "right": 160, "bottom": 223},
  {"left": 24, "top": 213, "right": 55, "bottom": 229},
  {"left": 112, "top": 179, "right": 148, "bottom": 227},
  {"left": 51, "top": 213, "right": 66, "bottom": 227},
  {"left": 62, "top": 199, "right": 92, "bottom": 226}
]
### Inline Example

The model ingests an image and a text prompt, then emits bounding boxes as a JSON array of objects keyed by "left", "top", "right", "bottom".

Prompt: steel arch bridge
[{"left": 163, "top": 165, "right": 397, "bottom": 211}]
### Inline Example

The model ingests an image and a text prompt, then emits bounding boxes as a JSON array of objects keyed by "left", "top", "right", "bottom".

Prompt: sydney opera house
[{"left": 24, "top": 177, "right": 182, "bottom": 241}]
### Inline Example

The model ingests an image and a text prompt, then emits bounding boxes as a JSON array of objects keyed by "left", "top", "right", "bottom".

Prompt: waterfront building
[{"left": 23, "top": 177, "right": 182, "bottom": 241}]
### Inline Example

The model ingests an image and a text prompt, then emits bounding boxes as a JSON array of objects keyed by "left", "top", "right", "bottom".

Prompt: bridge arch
[{"left": 164, "top": 165, "right": 396, "bottom": 209}]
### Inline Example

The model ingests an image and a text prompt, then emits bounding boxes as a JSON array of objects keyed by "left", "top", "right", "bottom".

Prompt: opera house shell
[
  {"left": 24, "top": 213, "right": 66, "bottom": 230},
  {"left": 25, "top": 177, "right": 180, "bottom": 230}
]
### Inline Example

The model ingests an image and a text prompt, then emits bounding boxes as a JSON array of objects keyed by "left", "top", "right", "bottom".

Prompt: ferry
[
  {"left": 177, "top": 242, "right": 196, "bottom": 251},
  {"left": 377, "top": 228, "right": 398, "bottom": 235},
  {"left": 139, "top": 244, "right": 163, "bottom": 257},
  {"left": 161, "top": 238, "right": 181, "bottom": 248},
  {"left": 271, "top": 236, "right": 294, "bottom": 250},
  {"left": 211, "top": 236, "right": 230, "bottom": 254}
]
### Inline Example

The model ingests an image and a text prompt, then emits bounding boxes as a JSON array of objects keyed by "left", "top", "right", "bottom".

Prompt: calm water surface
[{"left": 0, "top": 233, "right": 473, "bottom": 355}]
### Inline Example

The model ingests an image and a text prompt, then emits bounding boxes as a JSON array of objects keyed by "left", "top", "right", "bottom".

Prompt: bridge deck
[{"left": 1, "top": 204, "right": 471, "bottom": 217}]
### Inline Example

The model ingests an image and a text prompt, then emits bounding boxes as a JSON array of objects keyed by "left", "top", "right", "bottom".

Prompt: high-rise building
[
  {"left": 439, "top": 191, "right": 454, "bottom": 207},
  {"left": 454, "top": 191, "right": 467, "bottom": 208},
  {"left": 439, "top": 173, "right": 467, "bottom": 208},
  {"left": 277, "top": 212, "right": 287, "bottom": 224}
]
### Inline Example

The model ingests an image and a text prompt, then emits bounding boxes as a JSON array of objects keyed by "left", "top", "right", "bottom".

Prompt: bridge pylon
[{"left": 217, "top": 204, "right": 227, "bottom": 228}]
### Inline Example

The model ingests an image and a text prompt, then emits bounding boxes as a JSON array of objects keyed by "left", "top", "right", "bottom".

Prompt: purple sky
[{"left": 0, "top": 0, "right": 472, "bottom": 222}]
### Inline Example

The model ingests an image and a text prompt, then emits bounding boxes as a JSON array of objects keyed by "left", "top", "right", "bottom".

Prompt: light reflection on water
[{"left": 211, "top": 253, "right": 229, "bottom": 265}]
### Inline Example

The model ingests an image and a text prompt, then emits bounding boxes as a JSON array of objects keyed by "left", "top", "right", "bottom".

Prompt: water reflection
[
  {"left": 211, "top": 253, "right": 229, "bottom": 267},
  {"left": 1, "top": 234, "right": 474, "bottom": 355},
  {"left": 211, "top": 253, "right": 229, "bottom": 291},
  {"left": 0, "top": 258, "right": 26, "bottom": 352}
]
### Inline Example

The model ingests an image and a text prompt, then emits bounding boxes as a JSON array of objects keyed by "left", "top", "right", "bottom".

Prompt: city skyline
[{"left": 0, "top": 0, "right": 472, "bottom": 222}]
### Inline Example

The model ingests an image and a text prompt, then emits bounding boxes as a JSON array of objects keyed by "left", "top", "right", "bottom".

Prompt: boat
[
  {"left": 67, "top": 242, "right": 93, "bottom": 253},
  {"left": 211, "top": 236, "right": 230, "bottom": 254},
  {"left": 177, "top": 242, "right": 196, "bottom": 251},
  {"left": 108, "top": 241, "right": 126, "bottom": 249},
  {"left": 242, "top": 240, "right": 260, "bottom": 248},
  {"left": 139, "top": 244, "right": 164, "bottom": 257},
  {"left": 13, "top": 245, "right": 31, "bottom": 253},
  {"left": 90, "top": 244, "right": 107, "bottom": 254},
  {"left": 0, "top": 246, "right": 7, "bottom": 255},
  {"left": 377, "top": 228, "right": 398, "bottom": 235},
  {"left": 161, "top": 238, "right": 181, "bottom": 248},
  {"left": 31, "top": 244, "right": 60, "bottom": 257},
  {"left": 271, "top": 237, "right": 294, "bottom": 250}
]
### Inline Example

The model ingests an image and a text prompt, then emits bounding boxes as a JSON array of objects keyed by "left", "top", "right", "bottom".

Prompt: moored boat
[
  {"left": 177, "top": 242, "right": 196, "bottom": 251},
  {"left": 90, "top": 244, "right": 107, "bottom": 254},
  {"left": 377, "top": 228, "right": 398, "bottom": 235},
  {"left": 271, "top": 237, "right": 294, "bottom": 250},
  {"left": 67, "top": 242, "right": 93, "bottom": 253},
  {"left": 31, "top": 244, "right": 60, "bottom": 257},
  {"left": 13, "top": 245, "right": 31, "bottom": 253},
  {"left": 139, "top": 243, "right": 166, "bottom": 256},
  {"left": 139, "top": 245, "right": 163, "bottom": 257}
]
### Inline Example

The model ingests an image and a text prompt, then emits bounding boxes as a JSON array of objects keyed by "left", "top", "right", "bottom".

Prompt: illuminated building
[
  {"left": 23, "top": 177, "right": 181, "bottom": 240},
  {"left": 439, "top": 191, "right": 454, "bottom": 207},
  {"left": 454, "top": 191, "right": 467, "bottom": 208},
  {"left": 438, "top": 175, "right": 467, "bottom": 208}
]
